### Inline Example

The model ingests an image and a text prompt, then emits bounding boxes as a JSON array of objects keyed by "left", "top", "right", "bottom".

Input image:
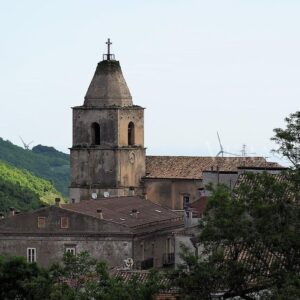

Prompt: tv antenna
[
  {"left": 19, "top": 136, "right": 33, "bottom": 150},
  {"left": 241, "top": 144, "right": 256, "bottom": 157},
  {"left": 216, "top": 132, "right": 240, "bottom": 157}
]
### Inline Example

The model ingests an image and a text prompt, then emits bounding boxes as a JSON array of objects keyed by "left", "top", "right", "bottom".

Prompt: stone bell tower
[{"left": 69, "top": 39, "right": 146, "bottom": 202}]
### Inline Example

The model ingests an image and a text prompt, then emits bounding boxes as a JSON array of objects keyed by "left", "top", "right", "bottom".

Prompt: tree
[
  {"left": 272, "top": 111, "right": 300, "bottom": 168},
  {"left": 171, "top": 111, "right": 300, "bottom": 299},
  {"left": 0, "top": 255, "right": 43, "bottom": 300}
]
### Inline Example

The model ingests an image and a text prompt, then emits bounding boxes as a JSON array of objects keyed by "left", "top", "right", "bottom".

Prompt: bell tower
[{"left": 69, "top": 40, "right": 146, "bottom": 202}]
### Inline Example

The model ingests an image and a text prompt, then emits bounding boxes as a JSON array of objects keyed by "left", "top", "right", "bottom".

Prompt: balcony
[
  {"left": 140, "top": 258, "right": 154, "bottom": 270},
  {"left": 163, "top": 253, "right": 175, "bottom": 266}
]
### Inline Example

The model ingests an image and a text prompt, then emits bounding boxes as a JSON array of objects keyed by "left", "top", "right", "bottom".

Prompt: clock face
[{"left": 129, "top": 152, "right": 135, "bottom": 164}]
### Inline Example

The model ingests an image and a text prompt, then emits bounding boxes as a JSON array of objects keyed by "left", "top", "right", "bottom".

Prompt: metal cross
[{"left": 106, "top": 38, "right": 112, "bottom": 58}]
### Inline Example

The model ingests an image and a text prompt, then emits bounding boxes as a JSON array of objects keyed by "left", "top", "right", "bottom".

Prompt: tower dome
[{"left": 84, "top": 40, "right": 132, "bottom": 107}]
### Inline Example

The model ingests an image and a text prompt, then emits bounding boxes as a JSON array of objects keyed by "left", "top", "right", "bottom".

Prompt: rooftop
[
  {"left": 62, "top": 196, "right": 182, "bottom": 230},
  {"left": 145, "top": 156, "right": 282, "bottom": 180}
]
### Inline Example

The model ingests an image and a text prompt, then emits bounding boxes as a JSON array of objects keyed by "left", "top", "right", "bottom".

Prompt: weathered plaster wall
[
  {"left": 0, "top": 236, "right": 132, "bottom": 268},
  {"left": 144, "top": 178, "right": 202, "bottom": 210}
]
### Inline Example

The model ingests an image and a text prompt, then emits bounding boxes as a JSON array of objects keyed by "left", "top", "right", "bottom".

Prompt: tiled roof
[
  {"left": 62, "top": 196, "right": 183, "bottom": 230},
  {"left": 190, "top": 196, "right": 208, "bottom": 217},
  {"left": 145, "top": 156, "right": 282, "bottom": 180}
]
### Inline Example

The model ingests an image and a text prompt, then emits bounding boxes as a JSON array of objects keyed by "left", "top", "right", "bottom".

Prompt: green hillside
[
  {"left": 0, "top": 138, "right": 70, "bottom": 196},
  {"left": 0, "top": 160, "right": 62, "bottom": 212}
]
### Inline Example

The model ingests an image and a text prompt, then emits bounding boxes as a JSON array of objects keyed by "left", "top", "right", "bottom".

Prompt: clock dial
[{"left": 129, "top": 152, "right": 135, "bottom": 164}]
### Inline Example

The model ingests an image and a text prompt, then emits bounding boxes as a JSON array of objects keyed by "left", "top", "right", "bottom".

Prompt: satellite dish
[
  {"left": 91, "top": 192, "right": 98, "bottom": 200},
  {"left": 103, "top": 191, "right": 110, "bottom": 198},
  {"left": 124, "top": 258, "right": 134, "bottom": 269}
]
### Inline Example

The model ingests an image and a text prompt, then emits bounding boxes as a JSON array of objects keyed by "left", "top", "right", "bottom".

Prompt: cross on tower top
[{"left": 103, "top": 38, "right": 115, "bottom": 61}]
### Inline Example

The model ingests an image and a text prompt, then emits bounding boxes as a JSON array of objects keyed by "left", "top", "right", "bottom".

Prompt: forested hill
[
  {"left": 0, "top": 161, "right": 62, "bottom": 212},
  {"left": 0, "top": 138, "right": 70, "bottom": 196}
]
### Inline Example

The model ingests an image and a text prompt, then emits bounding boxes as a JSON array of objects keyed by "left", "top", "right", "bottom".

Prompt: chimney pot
[
  {"left": 97, "top": 209, "right": 103, "bottom": 219},
  {"left": 9, "top": 207, "right": 15, "bottom": 216},
  {"left": 55, "top": 198, "right": 61, "bottom": 207},
  {"left": 131, "top": 209, "right": 138, "bottom": 218}
]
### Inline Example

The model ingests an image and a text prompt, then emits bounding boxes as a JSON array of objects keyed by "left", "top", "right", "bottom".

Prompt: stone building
[
  {"left": 69, "top": 49, "right": 145, "bottom": 201},
  {"left": 0, "top": 197, "right": 182, "bottom": 268},
  {"left": 69, "top": 41, "right": 282, "bottom": 211},
  {"left": 0, "top": 41, "right": 283, "bottom": 268}
]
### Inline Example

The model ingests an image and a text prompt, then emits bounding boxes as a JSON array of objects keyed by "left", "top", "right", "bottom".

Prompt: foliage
[
  {"left": 171, "top": 172, "right": 300, "bottom": 299},
  {"left": 170, "top": 111, "right": 300, "bottom": 299},
  {"left": 272, "top": 111, "right": 300, "bottom": 168},
  {"left": 0, "top": 160, "right": 62, "bottom": 212},
  {"left": 0, "top": 252, "right": 164, "bottom": 300},
  {"left": 0, "top": 138, "right": 70, "bottom": 196},
  {"left": 0, "top": 255, "right": 42, "bottom": 300}
]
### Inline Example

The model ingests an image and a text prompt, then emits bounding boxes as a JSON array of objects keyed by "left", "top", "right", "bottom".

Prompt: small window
[
  {"left": 183, "top": 195, "right": 190, "bottom": 208},
  {"left": 65, "top": 247, "right": 76, "bottom": 255},
  {"left": 91, "top": 122, "right": 100, "bottom": 145},
  {"left": 60, "top": 217, "right": 69, "bottom": 229},
  {"left": 27, "top": 248, "right": 36, "bottom": 263},
  {"left": 37, "top": 217, "right": 46, "bottom": 228},
  {"left": 128, "top": 122, "right": 135, "bottom": 145}
]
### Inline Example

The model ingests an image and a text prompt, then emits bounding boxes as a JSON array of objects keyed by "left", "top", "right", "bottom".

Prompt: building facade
[
  {"left": 69, "top": 43, "right": 283, "bottom": 212},
  {"left": 0, "top": 197, "right": 182, "bottom": 268}
]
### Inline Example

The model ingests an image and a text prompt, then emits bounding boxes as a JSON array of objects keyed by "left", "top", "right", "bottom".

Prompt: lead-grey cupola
[{"left": 84, "top": 40, "right": 132, "bottom": 107}]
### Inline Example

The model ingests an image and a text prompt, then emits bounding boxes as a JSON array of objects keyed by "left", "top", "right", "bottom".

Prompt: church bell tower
[{"left": 69, "top": 39, "right": 146, "bottom": 202}]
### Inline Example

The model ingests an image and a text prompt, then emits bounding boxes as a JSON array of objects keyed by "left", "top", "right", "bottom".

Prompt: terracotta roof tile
[
  {"left": 145, "top": 156, "right": 281, "bottom": 180},
  {"left": 62, "top": 196, "right": 182, "bottom": 229},
  {"left": 190, "top": 196, "right": 208, "bottom": 216}
]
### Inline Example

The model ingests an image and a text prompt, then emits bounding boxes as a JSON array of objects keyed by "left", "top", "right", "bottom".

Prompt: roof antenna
[
  {"left": 19, "top": 136, "right": 33, "bottom": 150},
  {"left": 241, "top": 144, "right": 256, "bottom": 157},
  {"left": 216, "top": 132, "right": 240, "bottom": 157}
]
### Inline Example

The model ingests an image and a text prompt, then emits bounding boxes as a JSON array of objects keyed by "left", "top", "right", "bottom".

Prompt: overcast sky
[{"left": 0, "top": 1, "right": 299, "bottom": 165}]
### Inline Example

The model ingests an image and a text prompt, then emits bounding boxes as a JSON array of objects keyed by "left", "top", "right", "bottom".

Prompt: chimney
[
  {"left": 129, "top": 186, "right": 135, "bottom": 196},
  {"left": 97, "top": 209, "right": 103, "bottom": 219},
  {"left": 55, "top": 198, "right": 61, "bottom": 207},
  {"left": 9, "top": 207, "right": 15, "bottom": 216},
  {"left": 131, "top": 209, "right": 138, "bottom": 218}
]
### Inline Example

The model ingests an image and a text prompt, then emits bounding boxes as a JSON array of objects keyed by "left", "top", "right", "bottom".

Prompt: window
[
  {"left": 91, "top": 122, "right": 100, "bottom": 145},
  {"left": 166, "top": 238, "right": 172, "bottom": 254},
  {"left": 183, "top": 195, "right": 190, "bottom": 209},
  {"left": 60, "top": 217, "right": 69, "bottom": 229},
  {"left": 65, "top": 247, "right": 76, "bottom": 255},
  {"left": 128, "top": 122, "right": 135, "bottom": 145},
  {"left": 27, "top": 248, "right": 36, "bottom": 263},
  {"left": 140, "top": 242, "right": 144, "bottom": 261},
  {"left": 37, "top": 217, "right": 46, "bottom": 228}
]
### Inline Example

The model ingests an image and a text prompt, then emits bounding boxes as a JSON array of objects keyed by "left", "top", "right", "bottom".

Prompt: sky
[{"left": 0, "top": 1, "right": 299, "bottom": 165}]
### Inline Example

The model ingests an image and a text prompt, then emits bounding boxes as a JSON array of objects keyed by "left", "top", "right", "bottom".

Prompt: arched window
[
  {"left": 91, "top": 123, "right": 100, "bottom": 145},
  {"left": 128, "top": 122, "right": 135, "bottom": 146}
]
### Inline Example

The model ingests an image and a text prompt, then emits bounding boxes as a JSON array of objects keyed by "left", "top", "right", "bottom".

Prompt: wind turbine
[
  {"left": 216, "top": 132, "right": 240, "bottom": 157},
  {"left": 19, "top": 136, "right": 33, "bottom": 150}
]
